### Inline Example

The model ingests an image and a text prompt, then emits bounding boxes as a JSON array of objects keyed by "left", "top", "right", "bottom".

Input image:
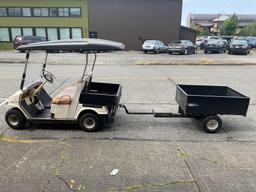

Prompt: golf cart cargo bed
[
  {"left": 176, "top": 84, "right": 250, "bottom": 117},
  {"left": 80, "top": 82, "right": 122, "bottom": 106}
]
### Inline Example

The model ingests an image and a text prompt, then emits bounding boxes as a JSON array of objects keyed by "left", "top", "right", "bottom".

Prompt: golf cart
[{"left": 5, "top": 39, "right": 124, "bottom": 132}]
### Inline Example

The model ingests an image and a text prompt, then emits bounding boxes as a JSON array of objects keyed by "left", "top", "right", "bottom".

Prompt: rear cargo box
[{"left": 79, "top": 82, "right": 122, "bottom": 106}]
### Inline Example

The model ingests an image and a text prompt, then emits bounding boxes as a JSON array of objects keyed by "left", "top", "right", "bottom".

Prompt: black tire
[
  {"left": 5, "top": 108, "right": 26, "bottom": 130},
  {"left": 204, "top": 51, "right": 208, "bottom": 54},
  {"left": 202, "top": 115, "right": 222, "bottom": 133},
  {"left": 78, "top": 113, "right": 100, "bottom": 132},
  {"left": 168, "top": 52, "right": 172, "bottom": 55},
  {"left": 228, "top": 51, "right": 232, "bottom": 55},
  {"left": 155, "top": 49, "right": 160, "bottom": 54},
  {"left": 144, "top": 51, "right": 147, "bottom": 54}
]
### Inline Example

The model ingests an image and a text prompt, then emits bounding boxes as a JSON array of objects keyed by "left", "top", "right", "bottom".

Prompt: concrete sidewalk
[{"left": 0, "top": 50, "right": 256, "bottom": 65}]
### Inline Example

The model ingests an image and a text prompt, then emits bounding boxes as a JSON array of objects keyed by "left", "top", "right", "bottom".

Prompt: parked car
[
  {"left": 196, "top": 38, "right": 204, "bottom": 48},
  {"left": 204, "top": 39, "right": 226, "bottom": 54},
  {"left": 142, "top": 40, "right": 167, "bottom": 54},
  {"left": 250, "top": 40, "right": 256, "bottom": 48},
  {"left": 228, "top": 40, "right": 250, "bottom": 55},
  {"left": 200, "top": 36, "right": 223, "bottom": 49},
  {"left": 14, "top": 35, "right": 47, "bottom": 51},
  {"left": 168, "top": 40, "right": 197, "bottom": 55}
]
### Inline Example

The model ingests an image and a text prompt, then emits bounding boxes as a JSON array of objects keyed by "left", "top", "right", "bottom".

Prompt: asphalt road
[{"left": 0, "top": 53, "right": 256, "bottom": 192}]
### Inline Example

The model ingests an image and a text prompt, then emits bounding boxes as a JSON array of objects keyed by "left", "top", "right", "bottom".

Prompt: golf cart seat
[{"left": 52, "top": 87, "right": 77, "bottom": 105}]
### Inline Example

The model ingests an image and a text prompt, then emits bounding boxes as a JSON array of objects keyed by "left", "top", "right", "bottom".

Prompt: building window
[
  {"left": 22, "top": 8, "right": 31, "bottom": 16},
  {"left": 33, "top": 8, "right": 41, "bottom": 16},
  {"left": 47, "top": 28, "right": 58, "bottom": 40},
  {"left": 41, "top": 8, "right": 49, "bottom": 16},
  {"left": 0, "top": 8, "right": 7, "bottom": 16},
  {"left": 70, "top": 8, "right": 81, "bottom": 17},
  {"left": 35, "top": 28, "right": 46, "bottom": 38},
  {"left": 72, "top": 28, "right": 82, "bottom": 39},
  {"left": 8, "top": 8, "right": 22, "bottom": 16},
  {"left": 49, "top": 8, "right": 58, "bottom": 16},
  {"left": 33, "top": 8, "right": 49, "bottom": 16},
  {"left": 11, "top": 28, "right": 22, "bottom": 40},
  {"left": 60, "top": 28, "right": 70, "bottom": 39},
  {"left": 0, "top": 28, "right": 10, "bottom": 41},
  {"left": 23, "top": 28, "right": 33, "bottom": 36},
  {"left": 58, "top": 8, "right": 69, "bottom": 16}
]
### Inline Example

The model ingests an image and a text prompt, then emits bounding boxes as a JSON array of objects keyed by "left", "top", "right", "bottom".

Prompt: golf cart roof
[{"left": 17, "top": 38, "right": 125, "bottom": 52}]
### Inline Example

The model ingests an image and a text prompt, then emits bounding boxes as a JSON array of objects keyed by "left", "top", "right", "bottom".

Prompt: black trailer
[{"left": 120, "top": 84, "right": 250, "bottom": 133}]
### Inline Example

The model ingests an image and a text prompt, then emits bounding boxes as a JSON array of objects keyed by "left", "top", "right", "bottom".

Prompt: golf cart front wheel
[
  {"left": 78, "top": 113, "right": 100, "bottom": 132},
  {"left": 202, "top": 115, "right": 222, "bottom": 133},
  {"left": 5, "top": 108, "right": 27, "bottom": 130}
]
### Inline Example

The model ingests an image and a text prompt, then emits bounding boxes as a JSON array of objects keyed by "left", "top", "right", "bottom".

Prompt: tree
[
  {"left": 191, "top": 24, "right": 210, "bottom": 36},
  {"left": 219, "top": 14, "right": 239, "bottom": 36},
  {"left": 238, "top": 22, "right": 256, "bottom": 36}
]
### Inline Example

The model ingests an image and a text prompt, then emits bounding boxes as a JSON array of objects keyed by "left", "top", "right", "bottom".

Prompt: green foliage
[
  {"left": 238, "top": 22, "right": 256, "bottom": 36},
  {"left": 191, "top": 24, "right": 210, "bottom": 36},
  {"left": 219, "top": 14, "right": 239, "bottom": 36}
]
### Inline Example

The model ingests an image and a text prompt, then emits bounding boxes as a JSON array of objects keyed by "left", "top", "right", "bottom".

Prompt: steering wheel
[
  {"left": 33, "top": 71, "right": 56, "bottom": 96},
  {"left": 41, "top": 71, "right": 56, "bottom": 84}
]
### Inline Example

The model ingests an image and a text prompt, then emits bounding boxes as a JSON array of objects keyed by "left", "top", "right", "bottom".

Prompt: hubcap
[
  {"left": 207, "top": 119, "right": 219, "bottom": 130},
  {"left": 83, "top": 117, "right": 95, "bottom": 129},
  {"left": 8, "top": 114, "right": 19, "bottom": 126}
]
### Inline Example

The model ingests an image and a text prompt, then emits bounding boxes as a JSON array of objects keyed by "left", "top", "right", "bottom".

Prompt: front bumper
[
  {"left": 168, "top": 48, "right": 184, "bottom": 53},
  {"left": 204, "top": 47, "right": 221, "bottom": 52},
  {"left": 229, "top": 48, "right": 247, "bottom": 54}
]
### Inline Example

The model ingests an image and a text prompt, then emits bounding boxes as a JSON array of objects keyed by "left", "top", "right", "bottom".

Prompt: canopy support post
[
  {"left": 20, "top": 52, "right": 30, "bottom": 90},
  {"left": 91, "top": 52, "right": 97, "bottom": 72},
  {"left": 81, "top": 52, "right": 89, "bottom": 80}
]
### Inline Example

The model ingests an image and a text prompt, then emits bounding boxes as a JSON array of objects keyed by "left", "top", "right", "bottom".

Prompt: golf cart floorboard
[{"left": 26, "top": 108, "right": 52, "bottom": 120}]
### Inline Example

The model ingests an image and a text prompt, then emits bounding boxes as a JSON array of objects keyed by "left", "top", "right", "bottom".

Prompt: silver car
[{"left": 142, "top": 40, "right": 167, "bottom": 54}]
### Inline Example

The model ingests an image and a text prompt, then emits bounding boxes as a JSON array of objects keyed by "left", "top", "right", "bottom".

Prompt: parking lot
[{"left": 1, "top": 51, "right": 256, "bottom": 192}]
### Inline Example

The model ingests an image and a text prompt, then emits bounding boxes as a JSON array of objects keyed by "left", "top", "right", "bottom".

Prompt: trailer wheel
[
  {"left": 202, "top": 115, "right": 222, "bottom": 133},
  {"left": 5, "top": 108, "right": 27, "bottom": 130},
  {"left": 78, "top": 113, "right": 100, "bottom": 132}
]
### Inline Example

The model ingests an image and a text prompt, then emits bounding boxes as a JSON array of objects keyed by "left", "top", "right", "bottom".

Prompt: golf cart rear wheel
[
  {"left": 78, "top": 113, "right": 100, "bottom": 132},
  {"left": 5, "top": 108, "right": 27, "bottom": 130},
  {"left": 202, "top": 115, "right": 222, "bottom": 133}
]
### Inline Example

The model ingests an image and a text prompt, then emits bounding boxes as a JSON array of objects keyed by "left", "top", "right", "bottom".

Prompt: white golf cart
[{"left": 5, "top": 39, "right": 124, "bottom": 132}]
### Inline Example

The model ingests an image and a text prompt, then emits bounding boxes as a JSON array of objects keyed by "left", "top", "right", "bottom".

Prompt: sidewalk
[{"left": 0, "top": 50, "right": 256, "bottom": 65}]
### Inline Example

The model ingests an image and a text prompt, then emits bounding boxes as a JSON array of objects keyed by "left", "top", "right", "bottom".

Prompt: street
[{"left": 0, "top": 52, "right": 256, "bottom": 192}]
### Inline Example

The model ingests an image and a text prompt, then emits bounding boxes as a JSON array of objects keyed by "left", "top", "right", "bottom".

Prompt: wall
[{"left": 88, "top": 0, "right": 183, "bottom": 50}]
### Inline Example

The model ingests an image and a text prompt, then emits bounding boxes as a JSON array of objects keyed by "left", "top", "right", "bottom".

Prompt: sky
[{"left": 182, "top": 0, "right": 256, "bottom": 26}]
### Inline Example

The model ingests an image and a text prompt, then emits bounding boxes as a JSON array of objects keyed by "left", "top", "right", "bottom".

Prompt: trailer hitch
[{"left": 119, "top": 104, "right": 188, "bottom": 118}]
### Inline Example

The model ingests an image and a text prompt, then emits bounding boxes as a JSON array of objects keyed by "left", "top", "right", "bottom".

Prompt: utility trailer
[{"left": 120, "top": 84, "right": 250, "bottom": 133}]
